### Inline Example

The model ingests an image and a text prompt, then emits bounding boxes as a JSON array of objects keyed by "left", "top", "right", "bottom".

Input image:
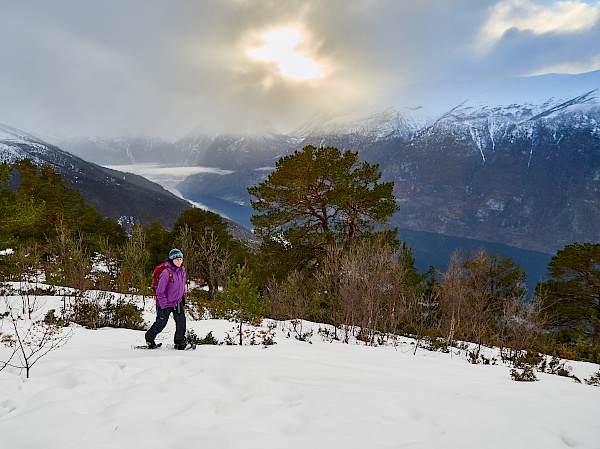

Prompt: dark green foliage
[
  {"left": 198, "top": 331, "right": 220, "bottom": 345},
  {"left": 0, "top": 162, "right": 10, "bottom": 184},
  {"left": 67, "top": 298, "right": 144, "bottom": 330},
  {"left": 511, "top": 351, "right": 544, "bottom": 368},
  {"left": 67, "top": 297, "right": 103, "bottom": 329},
  {"left": 43, "top": 309, "right": 69, "bottom": 327},
  {"left": 4, "top": 155, "right": 600, "bottom": 368},
  {"left": 184, "top": 288, "right": 207, "bottom": 319},
  {"left": 0, "top": 163, "right": 45, "bottom": 247},
  {"left": 103, "top": 299, "right": 145, "bottom": 330},
  {"left": 13, "top": 160, "right": 100, "bottom": 244},
  {"left": 465, "top": 251, "right": 527, "bottom": 348},
  {"left": 186, "top": 329, "right": 220, "bottom": 345},
  {"left": 220, "top": 265, "right": 265, "bottom": 345},
  {"left": 96, "top": 218, "right": 128, "bottom": 250},
  {"left": 585, "top": 371, "right": 600, "bottom": 386},
  {"left": 221, "top": 266, "right": 264, "bottom": 321},
  {"left": 173, "top": 208, "right": 229, "bottom": 246},
  {"left": 541, "top": 339, "right": 600, "bottom": 364},
  {"left": 510, "top": 365, "right": 538, "bottom": 382},
  {"left": 144, "top": 221, "right": 172, "bottom": 270},
  {"left": 0, "top": 159, "right": 126, "bottom": 250},
  {"left": 248, "top": 145, "right": 399, "bottom": 278},
  {"left": 536, "top": 242, "right": 600, "bottom": 344}
]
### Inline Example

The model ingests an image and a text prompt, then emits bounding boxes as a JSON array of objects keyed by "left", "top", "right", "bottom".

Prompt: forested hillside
[{"left": 1, "top": 152, "right": 598, "bottom": 367}]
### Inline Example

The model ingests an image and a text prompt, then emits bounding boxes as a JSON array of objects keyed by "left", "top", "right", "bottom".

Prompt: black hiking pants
[{"left": 145, "top": 300, "right": 186, "bottom": 344}]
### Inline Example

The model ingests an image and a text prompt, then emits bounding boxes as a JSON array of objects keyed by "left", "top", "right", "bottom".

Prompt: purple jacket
[{"left": 156, "top": 260, "right": 186, "bottom": 309}]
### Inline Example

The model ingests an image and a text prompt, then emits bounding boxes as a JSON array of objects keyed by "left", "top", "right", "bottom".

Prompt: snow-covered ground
[{"left": 1, "top": 286, "right": 599, "bottom": 449}]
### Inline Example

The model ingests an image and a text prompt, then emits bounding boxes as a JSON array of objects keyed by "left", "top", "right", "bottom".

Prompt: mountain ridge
[
  {"left": 1, "top": 127, "right": 192, "bottom": 230},
  {"left": 11, "top": 70, "right": 600, "bottom": 255}
]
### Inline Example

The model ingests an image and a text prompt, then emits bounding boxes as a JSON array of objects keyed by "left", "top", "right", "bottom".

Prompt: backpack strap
[
  {"left": 164, "top": 265, "right": 173, "bottom": 283},
  {"left": 152, "top": 262, "right": 174, "bottom": 304}
]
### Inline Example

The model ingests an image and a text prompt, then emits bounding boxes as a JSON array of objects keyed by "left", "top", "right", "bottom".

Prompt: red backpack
[{"left": 151, "top": 261, "right": 173, "bottom": 303}]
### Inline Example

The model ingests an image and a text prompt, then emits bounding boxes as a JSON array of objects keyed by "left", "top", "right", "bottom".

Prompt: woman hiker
[{"left": 145, "top": 248, "right": 187, "bottom": 349}]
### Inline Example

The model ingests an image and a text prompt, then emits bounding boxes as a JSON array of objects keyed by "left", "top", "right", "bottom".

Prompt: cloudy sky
[{"left": 1, "top": 0, "right": 599, "bottom": 140}]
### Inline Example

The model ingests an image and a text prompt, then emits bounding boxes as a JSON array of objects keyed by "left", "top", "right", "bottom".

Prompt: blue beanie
[{"left": 168, "top": 248, "right": 183, "bottom": 260}]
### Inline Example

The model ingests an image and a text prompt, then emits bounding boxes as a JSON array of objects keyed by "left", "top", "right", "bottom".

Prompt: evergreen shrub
[
  {"left": 67, "top": 298, "right": 144, "bottom": 330},
  {"left": 510, "top": 365, "right": 538, "bottom": 382},
  {"left": 585, "top": 371, "right": 600, "bottom": 386},
  {"left": 186, "top": 329, "right": 220, "bottom": 345}
]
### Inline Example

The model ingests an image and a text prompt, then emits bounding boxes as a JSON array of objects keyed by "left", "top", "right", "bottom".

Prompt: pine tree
[
  {"left": 536, "top": 242, "right": 600, "bottom": 344},
  {"left": 248, "top": 145, "right": 399, "bottom": 278},
  {"left": 219, "top": 265, "right": 264, "bottom": 345}
]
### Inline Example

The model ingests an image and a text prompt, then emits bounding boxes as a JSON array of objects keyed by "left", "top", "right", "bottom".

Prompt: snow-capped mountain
[
  {"left": 177, "top": 71, "right": 600, "bottom": 254},
  {"left": 0, "top": 124, "right": 191, "bottom": 229},
  {"left": 191, "top": 129, "right": 297, "bottom": 171},
  {"left": 379, "top": 72, "right": 600, "bottom": 254},
  {"left": 49, "top": 70, "right": 600, "bottom": 254},
  {"left": 59, "top": 135, "right": 176, "bottom": 166}
]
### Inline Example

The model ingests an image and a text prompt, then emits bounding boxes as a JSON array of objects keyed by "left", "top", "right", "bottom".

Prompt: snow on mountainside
[
  {"left": 59, "top": 135, "right": 175, "bottom": 166},
  {"left": 0, "top": 123, "right": 48, "bottom": 143},
  {"left": 0, "top": 126, "right": 192, "bottom": 230},
  {"left": 291, "top": 71, "right": 600, "bottom": 169},
  {"left": 386, "top": 71, "right": 600, "bottom": 124},
  {"left": 438, "top": 77, "right": 599, "bottom": 140},
  {"left": 58, "top": 71, "right": 600, "bottom": 170},
  {"left": 4, "top": 71, "right": 599, "bottom": 255},
  {"left": 178, "top": 70, "right": 600, "bottom": 254},
  {"left": 379, "top": 71, "right": 600, "bottom": 254},
  {"left": 0, "top": 125, "right": 257, "bottom": 242},
  {"left": 0, "top": 123, "right": 54, "bottom": 164},
  {"left": 293, "top": 108, "right": 419, "bottom": 143},
  {"left": 461, "top": 71, "right": 600, "bottom": 113}
]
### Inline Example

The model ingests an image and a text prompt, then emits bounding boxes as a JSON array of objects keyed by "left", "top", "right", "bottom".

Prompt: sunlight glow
[{"left": 247, "top": 28, "right": 324, "bottom": 81}]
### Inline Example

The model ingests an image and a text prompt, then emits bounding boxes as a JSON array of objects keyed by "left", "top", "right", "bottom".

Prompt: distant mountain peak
[
  {"left": 5, "top": 70, "right": 599, "bottom": 255},
  {"left": 0, "top": 123, "right": 47, "bottom": 144},
  {"left": 222, "top": 115, "right": 278, "bottom": 136}
]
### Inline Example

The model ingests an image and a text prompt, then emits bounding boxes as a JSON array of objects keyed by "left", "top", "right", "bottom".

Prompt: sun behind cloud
[{"left": 247, "top": 28, "right": 324, "bottom": 81}]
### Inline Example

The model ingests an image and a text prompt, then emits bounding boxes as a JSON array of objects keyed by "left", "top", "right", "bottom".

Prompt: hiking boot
[
  {"left": 146, "top": 341, "right": 158, "bottom": 349},
  {"left": 174, "top": 341, "right": 186, "bottom": 350}
]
